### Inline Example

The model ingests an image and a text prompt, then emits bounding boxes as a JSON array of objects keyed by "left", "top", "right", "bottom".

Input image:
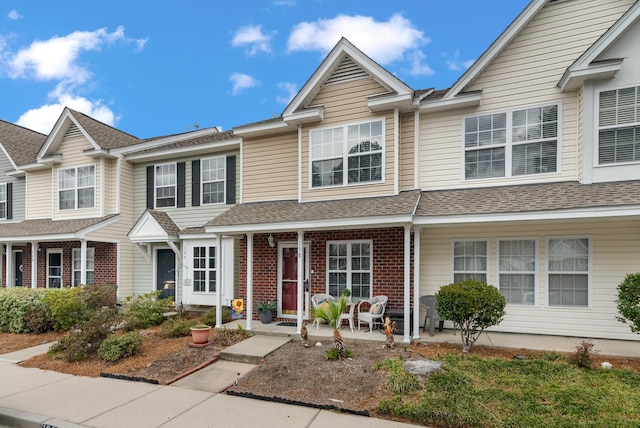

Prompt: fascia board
[
  {"left": 233, "top": 121, "right": 291, "bottom": 137},
  {"left": 368, "top": 93, "right": 414, "bottom": 112},
  {"left": 113, "top": 127, "right": 222, "bottom": 156},
  {"left": 419, "top": 93, "right": 482, "bottom": 112},
  {"left": 558, "top": 61, "right": 623, "bottom": 92},
  {"left": 282, "top": 107, "right": 323, "bottom": 125},
  {"left": 124, "top": 138, "right": 241, "bottom": 162}
]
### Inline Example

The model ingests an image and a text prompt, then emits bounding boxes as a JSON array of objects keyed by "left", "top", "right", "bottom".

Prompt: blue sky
[{"left": 0, "top": 1, "right": 530, "bottom": 138}]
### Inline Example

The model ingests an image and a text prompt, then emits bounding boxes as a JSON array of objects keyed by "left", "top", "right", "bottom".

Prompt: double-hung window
[
  {"left": 59, "top": 166, "right": 95, "bottom": 210},
  {"left": 464, "top": 105, "right": 558, "bottom": 179},
  {"left": 193, "top": 246, "right": 216, "bottom": 293},
  {"left": 547, "top": 237, "right": 590, "bottom": 307},
  {"left": 327, "top": 241, "right": 372, "bottom": 300},
  {"left": 0, "top": 183, "right": 6, "bottom": 219},
  {"left": 201, "top": 157, "right": 225, "bottom": 204},
  {"left": 498, "top": 239, "right": 536, "bottom": 305},
  {"left": 598, "top": 86, "right": 640, "bottom": 164},
  {"left": 453, "top": 240, "right": 488, "bottom": 283},
  {"left": 311, "top": 119, "right": 383, "bottom": 188},
  {"left": 72, "top": 248, "right": 95, "bottom": 286},
  {"left": 155, "top": 164, "right": 176, "bottom": 208}
]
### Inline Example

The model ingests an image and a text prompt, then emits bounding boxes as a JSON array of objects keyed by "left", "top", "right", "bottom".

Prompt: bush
[
  {"left": 24, "top": 302, "right": 54, "bottom": 333},
  {"left": 374, "top": 358, "right": 420, "bottom": 395},
  {"left": 617, "top": 273, "right": 640, "bottom": 333},
  {"left": 569, "top": 340, "right": 599, "bottom": 369},
  {"left": 98, "top": 331, "right": 144, "bottom": 362},
  {"left": 436, "top": 279, "right": 506, "bottom": 353},
  {"left": 122, "top": 291, "right": 173, "bottom": 329},
  {"left": 0, "top": 288, "right": 51, "bottom": 333},
  {"left": 212, "top": 326, "right": 253, "bottom": 347},
  {"left": 199, "top": 306, "right": 232, "bottom": 326},
  {"left": 43, "top": 288, "right": 85, "bottom": 331},
  {"left": 161, "top": 317, "right": 197, "bottom": 337}
]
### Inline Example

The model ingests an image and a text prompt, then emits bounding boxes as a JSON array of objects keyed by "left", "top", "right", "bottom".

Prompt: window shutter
[
  {"left": 226, "top": 155, "right": 236, "bottom": 204},
  {"left": 177, "top": 162, "right": 186, "bottom": 208},
  {"left": 6, "top": 183, "right": 12, "bottom": 220},
  {"left": 146, "top": 166, "right": 154, "bottom": 209},
  {"left": 191, "top": 160, "right": 200, "bottom": 207}
]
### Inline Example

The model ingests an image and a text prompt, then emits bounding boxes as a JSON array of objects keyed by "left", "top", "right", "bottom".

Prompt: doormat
[{"left": 277, "top": 322, "right": 297, "bottom": 327}]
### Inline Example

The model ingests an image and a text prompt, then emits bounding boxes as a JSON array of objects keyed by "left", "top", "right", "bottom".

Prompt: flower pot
[
  {"left": 259, "top": 310, "right": 273, "bottom": 324},
  {"left": 190, "top": 325, "right": 211, "bottom": 344}
]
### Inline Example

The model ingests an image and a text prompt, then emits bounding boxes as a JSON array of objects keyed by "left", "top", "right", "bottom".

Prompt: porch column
[
  {"left": 80, "top": 240, "right": 87, "bottom": 285},
  {"left": 246, "top": 233, "right": 254, "bottom": 331},
  {"left": 403, "top": 225, "right": 411, "bottom": 344},
  {"left": 6, "top": 243, "right": 12, "bottom": 288},
  {"left": 31, "top": 242, "right": 37, "bottom": 289},
  {"left": 413, "top": 227, "right": 421, "bottom": 340},
  {"left": 296, "top": 230, "right": 304, "bottom": 334},
  {"left": 215, "top": 234, "right": 222, "bottom": 328}
]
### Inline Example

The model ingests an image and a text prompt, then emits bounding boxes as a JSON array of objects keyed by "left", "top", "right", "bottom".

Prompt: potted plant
[
  {"left": 257, "top": 301, "right": 276, "bottom": 324},
  {"left": 189, "top": 324, "right": 211, "bottom": 344}
]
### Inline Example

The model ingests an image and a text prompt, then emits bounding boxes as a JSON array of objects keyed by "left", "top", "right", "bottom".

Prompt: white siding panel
[{"left": 26, "top": 171, "right": 52, "bottom": 219}]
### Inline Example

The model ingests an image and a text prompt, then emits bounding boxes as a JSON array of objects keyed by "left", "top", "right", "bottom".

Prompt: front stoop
[{"left": 219, "top": 335, "right": 291, "bottom": 364}]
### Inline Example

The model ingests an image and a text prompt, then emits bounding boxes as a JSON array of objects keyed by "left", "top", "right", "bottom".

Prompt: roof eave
[
  {"left": 419, "top": 92, "right": 482, "bottom": 112},
  {"left": 558, "top": 60, "right": 624, "bottom": 92},
  {"left": 124, "top": 138, "right": 241, "bottom": 162},
  {"left": 368, "top": 93, "right": 415, "bottom": 112},
  {"left": 233, "top": 120, "right": 292, "bottom": 138}
]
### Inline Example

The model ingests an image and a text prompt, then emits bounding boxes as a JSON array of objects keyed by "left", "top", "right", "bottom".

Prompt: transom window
[
  {"left": 202, "top": 157, "right": 225, "bottom": 204},
  {"left": 59, "top": 166, "right": 95, "bottom": 210},
  {"left": 598, "top": 86, "right": 640, "bottom": 164},
  {"left": 464, "top": 105, "right": 558, "bottom": 179},
  {"left": 327, "top": 241, "right": 372, "bottom": 300},
  {"left": 193, "top": 246, "right": 217, "bottom": 293},
  {"left": 73, "top": 248, "right": 95, "bottom": 286},
  {"left": 498, "top": 239, "right": 536, "bottom": 305},
  {"left": 311, "top": 119, "right": 383, "bottom": 188},
  {"left": 155, "top": 164, "right": 176, "bottom": 208},
  {"left": 453, "top": 240, "right": 488, "bottom": 283},
  {"left": 0, "top": 183, "right": 6, "bottom": 219},
  {"left": 548, "top": 237, "right": 589, "bottom": 307}
]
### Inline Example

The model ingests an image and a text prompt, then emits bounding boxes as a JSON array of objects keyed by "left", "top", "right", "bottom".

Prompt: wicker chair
[
  {"left": 357, "top": 296, "right": 388, "bottom": 334},
  {"left": 311, "top": 293, "right": 334, "bottom": 330}
]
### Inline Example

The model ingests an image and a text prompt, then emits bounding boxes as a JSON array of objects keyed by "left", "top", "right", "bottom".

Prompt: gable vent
[
  {"left": 324, "top": 56, "right": 370, "bottom": 86},
  {"left": 63, "top": 124, "right": 83, "bottom": 139}
]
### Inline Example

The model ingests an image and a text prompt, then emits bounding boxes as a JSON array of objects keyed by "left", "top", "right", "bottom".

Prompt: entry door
[
  {"left": 278, "top": 243, "right": 310, "bottom": 318},
  {"left": 13, "top": 251, "right": 22, "bottom": 287},
  {"left": 156, "top": 249, "right": 176, "bottom": 300}
]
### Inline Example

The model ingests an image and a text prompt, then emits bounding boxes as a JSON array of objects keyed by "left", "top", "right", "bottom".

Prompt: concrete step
[{"left": 219, "top": 335, "right": 291, "bottom": 364}]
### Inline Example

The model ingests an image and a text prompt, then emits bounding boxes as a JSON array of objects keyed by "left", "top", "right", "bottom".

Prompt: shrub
[
  {"left": 436, "top": 279, "right": 506, "bottom": 353},
  {"left": 122, "top": 291, "right": 173, "bottom": 329},
  {"left": 616, "top": 273, "right": 640, "bottom": 333},
  {"left": 0, "top": 288, "right": 51, "bottom": 333},
  {"left": 80, "top": 283, "right": 118, "bottom": 310},
  {"left": 24, "top": 302, "right": 54, "bottom": 333},
  {"left": 212, "top": 326, "right": 253, "bottom": 347},
  {"left": 43, "top": 287, "right": 86, "bottom": 331},
  {"left": 199, "top": 306, "right": 232, "bottom": 326},
  {"left": 98, "top": 331, "right": 144, "bottom": 362},
  {"left": 161, "top": 317, "right": 197, "bottom": 337},
  {"left": 569, "top": 340, "right": 599, "bottom": 369},
  {"left": 374, "top": 358, "right": 420, "bottom": 395}
]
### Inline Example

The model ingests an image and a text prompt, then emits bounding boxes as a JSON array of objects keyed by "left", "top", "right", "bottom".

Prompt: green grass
[{"left": 378, "top": 354, "right": 640, "bottom": 428}]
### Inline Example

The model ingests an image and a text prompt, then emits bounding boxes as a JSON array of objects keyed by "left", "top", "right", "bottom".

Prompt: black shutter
[
  {"left": 226, "top": 155, "right": 236, "bottom": 204},
  {"left": 6, "top": 182, "right": 12, "bottom": 219},
  {"left": 146, "top": 166, "right": 154, "bottom": 209},
  {"left": 191, "top": 160, "right": 200, "bottom": 207},
  {"left": 177, "top": 162, "right": 185, "bottom": 208}
]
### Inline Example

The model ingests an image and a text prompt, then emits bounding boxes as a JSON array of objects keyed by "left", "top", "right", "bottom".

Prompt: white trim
[
  {"left": 545, "top": 235, "right": 593, "bottom": 309},
  {"left": 245, "top": 233, "right": 254, "bottom": 331},
  {"left": 496, "top": 237, "right": 538, "bottom": 307},
  {"left": 123, "top": 138, "right": 241, "bottom": 162},
  {"left": 46, "top": 248, "right": 63, "bottom": 288},
  {"left": 412, "top": 226, "right": 421, "bottom": 340},
  {"left": 403, "top": 225, "right": 410, "bottom": 344},
  {"left": 6, "top": 243, "right": 12, "bottom": 288},
  {"left": 153, "top": 162, "right": 177, "bottom": 209},
  {"left": 114, "top": 127, "right": 223, "bottom": 156},
  {"left": 100, "top": 158, "right": 105, "bottom": 217},
  {"left": 451, "top": 238, "right": 490, "bottom": 283},
  {"left": 0, "top": 144, "right": 18, "bottom": 171},
  {"left": 233, "top": 120, "right": 290, "bottom": 138},
  {"left": 200, "top": 155, "right": 226, "bottom": 205},
  {"left": 297, "top": 124, "right": 302, "bottom": 203},
  {"left": 413, "top": 110, "right": 420, "bottom": 189},
  {"left": 115, "top": 156, "right": 122, "bottom": 213},
  {"left": 57, "top": 164, "right": 97, "bottom": 211},
  {"left": 277, "top": 240, "right": 311, "bottom": 320},
  {"left": 394, "top": 107, "right": 399, "bottom": 195},
  {"left": 31, "top": 241, "right": 37, "bottom": 289},
  {"left": 419, "top": 92, "right": 482, "bottom": 112},
  {"left": 325, "top": 239, "right": 373, "bottom": 301}
]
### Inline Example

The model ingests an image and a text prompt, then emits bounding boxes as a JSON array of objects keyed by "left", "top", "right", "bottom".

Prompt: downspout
[{"left": 414, "top": 110, "right": 420, "bottom": 189}]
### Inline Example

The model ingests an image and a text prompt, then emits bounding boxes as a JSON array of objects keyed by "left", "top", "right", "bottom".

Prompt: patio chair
[
  {"left": 338, "top": 301, "right": 355, "bottom": 332},
  {"left": 420, "top": 295, "right": 445, "bottom": 337},
  {"left": 357, "top": 295, "right": 388, "bottom": 334},
  {"left": 311, "top": 293, "right": 334, "bottom": 330}
]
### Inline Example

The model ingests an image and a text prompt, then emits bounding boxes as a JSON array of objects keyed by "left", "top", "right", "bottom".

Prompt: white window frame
[
  {"left": 463, "top": 103, "right": 561, "bottom": 180},
  {"left": 155, "top": 163, "right": 176, "bottom": 208},
  {"left": 72, "top": 248, "right": 95, "bottom": 286},
  {"left": 452, "top": 239, "right": 489, "bottom": 283},
  {"left": 0, "top": 183, "right": 6, "bottom": 219},
  {"left": 309, "top": 118, "right": 385, "bottom": 188},
  {"left": 192, "top": 245, "right": 217, "bottom": 293},
  {"left": 201, "top": 156, "right": 225, "bottom": 205},
  {"left": 597, "top": 85, "right": 640, "bottom": 165},
  {"left": 546, "top": 236, "right": 592, "bottom": 308},
  {"left": 326, "top": 240, "right": 372, "bottom": 301},
  {"left": 58, "top": 165, "right": 95, "bottom": 210},
  {"left": 497, "top": 238, "right": 537, "bottom": 306},
  {"left": 46, "top": 249, "right": 63, "bottom": 288}
]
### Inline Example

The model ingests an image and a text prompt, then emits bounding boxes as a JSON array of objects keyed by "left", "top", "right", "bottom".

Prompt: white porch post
[
  {"left": 246, "top": 233, "right": 254, "bottom": 331},
  {"left": 296, "top": 230, "right": 304, "bottom": 334},
  {"left": 413, "top": 226, "right": 421, "bottom": 340},
  {"left": 80, "top": 240, "right": 87, "bottom": 285},
  {"left": 31, "top": 242, "right": 37, "bottom": 289},
  {"left": 6, "top": 243, "right": 13, "bottom": 288},
  {"left": 403, "top": 225, "right": 411, "bottom": 344},
  {"left": 215, "top": 234, "right": 222, "bottom": 328}
]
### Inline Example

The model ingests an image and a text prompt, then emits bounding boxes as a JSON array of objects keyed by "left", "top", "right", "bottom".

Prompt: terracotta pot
[{"left": 190, "top": 326, "right": 211, "bottom": 344}]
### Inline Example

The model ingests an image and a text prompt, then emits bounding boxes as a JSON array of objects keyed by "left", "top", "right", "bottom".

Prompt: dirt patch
[{"left": 0, "top": 331, "right": 65, "bottom": 354}]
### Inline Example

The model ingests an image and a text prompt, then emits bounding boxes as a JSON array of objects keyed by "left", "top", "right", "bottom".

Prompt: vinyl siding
[
  {"left": 0, "top": 149, "right": 25, "bottom": 221},
  {"left": 399, "top": 112, "right": 416, "bottom": 191},
  {"left": 26, "top": 170, "right": 52, "bottom": 219},
  {"left": 300, "top": 78, "right": 396, "bottom": 201},
  {"left": 418, "top": 218, "right": 640, "bottom": 341}
]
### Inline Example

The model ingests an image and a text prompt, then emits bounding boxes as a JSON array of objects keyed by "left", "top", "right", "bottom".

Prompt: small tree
[
  {"left": 436, "top": 279, "right": 506, "bottom": 353},
  {"left": 616, "top": 273, "right": 640, "bottom": 333},
  {"left": 312, "top": 295, "right": 348, "bottom": 359}
]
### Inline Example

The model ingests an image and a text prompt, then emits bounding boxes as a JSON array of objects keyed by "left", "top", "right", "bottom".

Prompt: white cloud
[
  {"left": 231, "top": 25, "right": 273, "bottom": 55},
  {"left": 276, "top": 82, "right": 297, "bottom": 105},
  {"left": 407, "top": 50, "right": 434, "bottom": 77},
  {"left": 230, "top": 72, "right": 259, "bottom": 95},
  {"left": 8, "top": 10, "right": 22, "bottom": 20},
  {"left": 443, "top": 50, "right": 475, "bottom": 72},
  {"left": 287, "top": 14, "right": 427, "bottom": 65}
]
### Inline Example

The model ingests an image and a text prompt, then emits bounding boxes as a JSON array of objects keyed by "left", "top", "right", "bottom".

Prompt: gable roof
[
  {"left": 0, "top": 214, "right": 119, "bottom": 241},
  {"left": 0, "top": 120, "right": 46, "bottom": 167},
  {"left": 128, "top": 209, "right": 181, "bottom": 242}
]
